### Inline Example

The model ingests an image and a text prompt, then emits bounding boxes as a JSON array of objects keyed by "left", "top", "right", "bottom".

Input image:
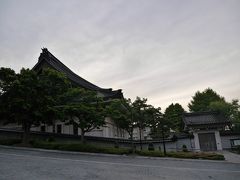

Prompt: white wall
[
  {"left": 30, "top": 117, "right": 129, "bottom": 139},
  {"left": 221, "top": 135, "right": 240, "bottom": 149},
  {"left": 133, "top": 127, "right": 152, "bottom": 140}
]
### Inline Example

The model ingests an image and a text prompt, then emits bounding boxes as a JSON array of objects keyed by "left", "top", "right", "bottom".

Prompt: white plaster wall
[
  {"left": 193, "top": 132, "right": 200, "bottom": 151},
  {"left": 133, "top": 127, "right": 151, "bottom": 140},
  {"left": 221, "top": 135, "right": 240, "bottom": 149},
  {"left": 215, "top": 131, "right": 222, "bottom": 150},
  {"left": 2, "top": 117, "right": 129, "bottom": 139}
]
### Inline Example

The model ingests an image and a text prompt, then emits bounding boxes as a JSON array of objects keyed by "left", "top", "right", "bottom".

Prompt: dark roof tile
[
  {"left": 33, "top": 48, "right": 123, "bottom": 100},
  {"left": 183, "top": 111, "right": 230, "bottom": 127}
]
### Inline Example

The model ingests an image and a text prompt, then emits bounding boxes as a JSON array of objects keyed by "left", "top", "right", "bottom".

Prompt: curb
[{"left": 0, "top": 145, "right": 229, "bottom": 163}]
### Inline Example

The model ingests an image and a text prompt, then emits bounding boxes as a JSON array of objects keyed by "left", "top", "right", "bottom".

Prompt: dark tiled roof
[
  {"left": 183, "top": 111, "right": 231, "bottom": 127},
  {"left": 33, "top": 48, "right": 123, "bottom": 100}
]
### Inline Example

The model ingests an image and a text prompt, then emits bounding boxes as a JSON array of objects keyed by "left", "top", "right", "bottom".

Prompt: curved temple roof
[
  {"left": 33, "top": 48, "right": 123, "bottom": 100},
  {"left": 183, "top": 111, "right": 231, "bottom": 128}
]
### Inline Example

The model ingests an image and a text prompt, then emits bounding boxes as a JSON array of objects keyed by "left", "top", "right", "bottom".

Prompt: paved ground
[
  {"left": 220, "top": 151, "right": 240, "bottom": 164},
  {"left": 0, "top": 146, "right": 240, "bottom": 180}
]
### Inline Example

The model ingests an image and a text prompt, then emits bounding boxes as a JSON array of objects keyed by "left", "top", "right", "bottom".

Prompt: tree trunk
[
  {"left": 139, "top": 127, "right": 142, "bottom": 150},
  {"left": 52, "top": 119, "right": 56, "bottom": 133},
  {"left": 130, "top": 133, "right": 134, "bottom": 153},
  {"left": 22, "top": 121, "right": 30, "bottom": 145},
  {"left": 81, "top": 129, "right": 85, "bottom": 143}
]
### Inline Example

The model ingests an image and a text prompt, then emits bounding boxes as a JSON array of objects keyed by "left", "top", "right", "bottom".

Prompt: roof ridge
[
  {"left": 33, "top": 48, "right": 123, "bottom": 100},
  {"left": 184, "top": 111, "right": 219, "bottom": 116},
  {"left": 44, "top": 49, "right": 102, "bottom": 91}
]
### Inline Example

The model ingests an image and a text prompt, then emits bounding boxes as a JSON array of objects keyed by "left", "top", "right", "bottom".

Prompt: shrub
[
  {"left": 148, "top": 143, "right": 154, "bottom": 151},
  {"left": 30, "top": 140, "right": 131, "bottom": 155},
  {"left": 182, "top": 144, "right": 188, "bottom": 152},
  {"left": 24, "top": 139, "right": 225, "bottom": 160},
  {"left": 136, "top": 150, "right": 164, "bottom": 157},
  {"left": 236, "top": 145, "right": 240, "bottom": 154},
  {"left": 0, "top": 139, "right": 21, "bottom": 145},
  {"left": 46, "top": 137, "right": 55, "bottom": 142},
  {"left": 114, "top": 141, "right": 119, "bottom": 149},
  {"left": 167, "top": 151, "right": 224, "bottom": 160}
]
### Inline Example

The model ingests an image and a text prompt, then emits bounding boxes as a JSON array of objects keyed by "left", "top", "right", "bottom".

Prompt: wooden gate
[{"left": 198, "top": 133, "right": 217, "bottom": 151}]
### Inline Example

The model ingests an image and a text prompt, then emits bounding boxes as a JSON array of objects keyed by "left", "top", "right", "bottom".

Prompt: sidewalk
[{"left": 220, "top": 151, "right": 240, "bottom": 163}]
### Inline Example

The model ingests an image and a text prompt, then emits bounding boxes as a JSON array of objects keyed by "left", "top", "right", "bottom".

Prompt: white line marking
[{"left": 0, "top": 152, "right": 239, "bottom": 173}]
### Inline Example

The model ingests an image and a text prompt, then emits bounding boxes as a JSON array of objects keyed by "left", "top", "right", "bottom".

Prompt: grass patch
[
  {"left": 0, "top": 138, "right": 224, "bottom": 160},
  {"left": 30, "top": 140, "right": 131, "bottom": 155},
  {"left": 167, "top": 151, "right": 225, "bottom": 160},
  {"left": 136, "top": 150, "right": 164, "bottom": 157},
  {"left": 0, "top": 138, "right": 21, "bottom": 146},
  {"left": 135, "top": 150, "right": 224, "bottom": 160}
]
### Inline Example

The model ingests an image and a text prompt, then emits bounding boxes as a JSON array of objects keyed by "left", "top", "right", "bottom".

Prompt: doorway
[{"left": 198, "top": 133, "right": 217, "bottom": 151}]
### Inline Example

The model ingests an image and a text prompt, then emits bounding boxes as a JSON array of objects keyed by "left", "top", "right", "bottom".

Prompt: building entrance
[{"left": 198, "top": 133, "right": 217, "bottom": 151}]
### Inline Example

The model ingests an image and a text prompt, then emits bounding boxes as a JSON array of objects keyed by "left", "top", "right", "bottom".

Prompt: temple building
[
  {"left": 30, "top": 48, "right": 128, "bottom": 139},
  {"left": 33, "top": 48, "right": 123, "bottom": 100},
  {"left": 183, "top": 111, "right": 231, "bottom": 151}
]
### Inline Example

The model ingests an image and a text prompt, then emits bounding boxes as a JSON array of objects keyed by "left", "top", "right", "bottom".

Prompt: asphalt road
[{"left": 0, "top": 146, "right": 239, "bottom": 180}]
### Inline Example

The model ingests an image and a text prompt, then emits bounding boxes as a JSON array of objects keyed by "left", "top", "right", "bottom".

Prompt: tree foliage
[
  {"left": 145, "top": 105, "right": 164, "bottom": 139},
  {"left": 61, "top": 88, "right": 105, "bottom": 142},
  {"left": 164, "top": 103, "right": 185, "bottom": 132},
  {"left": 0, "top": 67, "right": 70, "bottom": 143},
  {"left": 132, "top": 97, "right": 149, "bottom": 133},
  {"left": 188, "top": 88, "right": 225, "bottom": 112},
  {"left": 189, "top": 88, "right": 240, "bottom": 131},
  {"left": 106, "top": 98, "right": 135, "bottom": 137}
]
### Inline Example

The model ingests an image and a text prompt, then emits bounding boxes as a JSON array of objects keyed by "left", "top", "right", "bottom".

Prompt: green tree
[
  {"left": 188, "top": 88, "right": 225, "bottom": 112},
  {"left": 164, "top": 103, "right": 185, "bottom": 132},
  {"left": 106, "top": 98, "right": 136, "bottom": 150},
  {"left": 38, "top": 68, "right": 70, "bottom": 132},
  {"left": 209, "top": 99, "right": 240, "bottom": 131},
  {"left": 230, "top": 99, "right": 240, "bottom": 131},
  {"left": 145, "top": 105, "right": 164, "bottom": 139},
  {"left": 0, "top": 67, "right": 17, "bottom": 95},
  {"left": 132, "top": 97, "right": 150, "bottom": 149},
  {"left": 188, "top": 88, "right": 240, "bottom": 132},
  {"left": 62, "top": 88, "right": 105, "bottom": 142},
  {"left": 0, "top": 67, "right": 70, "bottom": 144},
  {"left": 209, "top": 101, "right": 232, "bottom": 117}
]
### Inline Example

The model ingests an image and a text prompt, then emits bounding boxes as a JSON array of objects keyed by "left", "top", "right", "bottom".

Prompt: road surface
[{"left": 0, "top": 146, "right": 239, "bottom": 180}]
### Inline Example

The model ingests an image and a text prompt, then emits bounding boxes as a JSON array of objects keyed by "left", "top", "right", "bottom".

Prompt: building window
[
  {"left": 40, "top": 125, "right": 46, "bottom": 132},
  {"left": 233, "top": 139, "right": 240, "bottom": 146},
  {"left": 57, "top": 124, "right": 62, "bottom": 134}
]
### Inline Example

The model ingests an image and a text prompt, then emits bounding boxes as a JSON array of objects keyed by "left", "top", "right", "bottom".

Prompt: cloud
[{"left": 0, "top": 0, "right": 239, "bottom": 111}]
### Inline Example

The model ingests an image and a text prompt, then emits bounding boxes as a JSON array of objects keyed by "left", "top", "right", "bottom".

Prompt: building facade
[
  {"left": 183, "top": 111, "right": 231, "bottom": 151},
  {"left": 23, "top": 48, "right": 129, "bottom": 139}
]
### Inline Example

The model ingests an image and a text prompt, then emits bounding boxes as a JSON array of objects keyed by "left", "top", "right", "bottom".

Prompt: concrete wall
[
  {"left": 221, "top": 135, "right": 240, "bottom": 149},
  {"left": 0, "top": 128, "right": 193, "bottom": 151},
  {"left": 1, "top": 128, "right": 239, "bottom": 152},
  {"left": 135, "top": 138, "right": 194, "bottom": 152}
]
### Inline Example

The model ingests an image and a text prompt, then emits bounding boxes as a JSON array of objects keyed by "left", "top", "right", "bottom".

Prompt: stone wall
[
  {"left": 1, "top": 128, "right": 238, "bottom": 151},
  {"left": 220, "top": 134, "right": 240, "bottom": 149}
]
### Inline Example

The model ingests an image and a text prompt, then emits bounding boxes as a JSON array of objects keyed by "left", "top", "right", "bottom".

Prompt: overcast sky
[{"left": 0, "top": 0, "right": 239, "bottom": 111}]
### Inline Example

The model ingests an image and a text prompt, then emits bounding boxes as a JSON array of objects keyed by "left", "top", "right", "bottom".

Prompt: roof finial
[{"left": 41, "top": 47, "right": 48, "bottom": 54}]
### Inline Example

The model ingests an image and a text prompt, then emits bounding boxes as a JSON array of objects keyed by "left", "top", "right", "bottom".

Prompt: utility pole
[
  {"left": 161, "top": 124, "right": 166, "bottom": 156},
  {"left": 139, "top": 127, "right": 142, "bottom": 150}
]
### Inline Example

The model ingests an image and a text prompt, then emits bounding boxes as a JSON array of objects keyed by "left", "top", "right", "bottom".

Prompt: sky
[{"left": 0, "top": 0, "right": 239, "bottom": 111}]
